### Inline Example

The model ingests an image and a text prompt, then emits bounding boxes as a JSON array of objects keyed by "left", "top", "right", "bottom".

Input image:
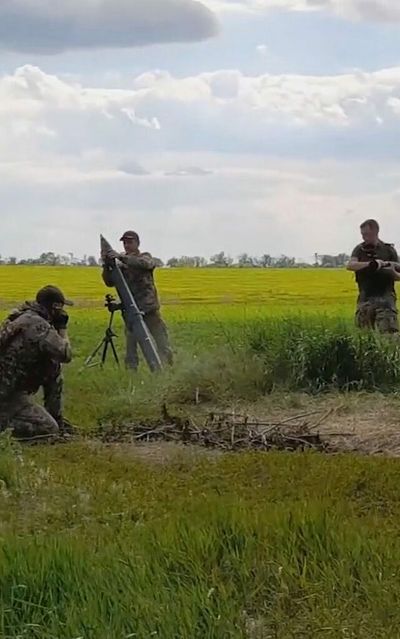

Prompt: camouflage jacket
[
  {"left": 102, "top": 251, "right": 160, "bottom": 314},
  {"left": 0, "top": 302, "right": 71, "bottom": 404}
]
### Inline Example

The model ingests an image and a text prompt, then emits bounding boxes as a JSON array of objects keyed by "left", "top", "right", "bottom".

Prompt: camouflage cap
[
  {"left": 36, "top": 285, "right": 74, "bottom": 308},
  {"left": 119, "top": 230, "right": 140, "bottom": 242}
]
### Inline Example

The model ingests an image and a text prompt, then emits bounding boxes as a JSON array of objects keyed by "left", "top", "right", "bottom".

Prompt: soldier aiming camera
[
  {"left": 101, "top": 230, "right": 173, "bottom": 370},
  {"left": 0, "top": 286, "right": 73, "bottom": 440},
  {"left": 347, "top": 219, "right": 400, "bottom": 333}
]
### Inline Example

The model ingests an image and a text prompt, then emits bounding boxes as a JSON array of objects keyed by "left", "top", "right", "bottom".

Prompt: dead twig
[{"left": 97, "top": 404, "right": 355, "bottom": 454}]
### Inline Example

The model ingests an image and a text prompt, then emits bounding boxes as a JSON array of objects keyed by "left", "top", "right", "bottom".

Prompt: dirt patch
[
  {"left": 86, "top": 394, "right": 400, "bottom": 459},
  {"left": 223, "top": 395, "right": 400, "bottom": 457},
  {"left": 317, "top": 408, "right": 400, "bottom": 456}
]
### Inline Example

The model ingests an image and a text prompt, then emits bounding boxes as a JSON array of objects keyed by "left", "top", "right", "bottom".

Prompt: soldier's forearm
[
  {"left": 57, "top": 331, "right": 72, "bottom": 363},
  {"left": 387, "top": 261, "right": 400, "bottom": 271},
  {"left": 347, "top": 260, "right": 370, "bottom": 272}
]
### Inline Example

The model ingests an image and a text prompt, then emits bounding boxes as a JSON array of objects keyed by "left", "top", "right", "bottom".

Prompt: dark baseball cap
[
  {"left": 36, "top": 285, "right": 74, "bottom": 308},
  {"left": 119, "top": 230, "right": 140, "bottom": 242}
]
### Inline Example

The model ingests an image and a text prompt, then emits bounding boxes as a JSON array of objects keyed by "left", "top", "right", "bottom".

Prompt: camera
[
  {"left": 104, "top": 294, "right": 123, "bottom": 313},
  {"left": 364, "top": 244, "right": 377, "bottom": 261}
]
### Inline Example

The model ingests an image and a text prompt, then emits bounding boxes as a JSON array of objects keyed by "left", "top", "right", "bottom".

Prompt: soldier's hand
[
  {"left": 386, "top": 263, "right": 398, "bottom": 275},
  {"left": 385, "top": 261, "right": 400, "bottom": 272},
  {"left": 53, "top": 310, "right": 69, "bottom": 331},
  {"left": 106, "top": 249, "right": 122, "bottom": 261},
  {"left": 368, "top": 259, "right": 379, "bottom": 272}
]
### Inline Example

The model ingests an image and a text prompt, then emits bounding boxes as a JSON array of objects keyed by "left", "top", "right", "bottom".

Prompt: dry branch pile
[{"left": 97, "top": 406, "right": 350, "bottom": 453}]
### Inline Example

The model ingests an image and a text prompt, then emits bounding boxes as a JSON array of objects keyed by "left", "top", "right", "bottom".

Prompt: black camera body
[
  {"left": 363, "top": 244, "right": 377, "bottom": 261},
  {"left": 104, "top": 294, "right": 123, "bottom": 313}
]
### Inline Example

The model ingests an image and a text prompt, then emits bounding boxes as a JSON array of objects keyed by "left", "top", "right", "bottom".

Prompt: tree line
[{"left": 0, "top": 251, "right": 350, "bottom": 268}]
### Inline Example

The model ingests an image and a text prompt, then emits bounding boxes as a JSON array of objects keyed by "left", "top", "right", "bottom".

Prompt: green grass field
[{"left": 1, "top": 265, "right": 400, "bottom": 638}]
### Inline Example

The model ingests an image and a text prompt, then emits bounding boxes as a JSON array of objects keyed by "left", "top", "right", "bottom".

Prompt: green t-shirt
[{"left": 351, "top": 240, "right": 398, "bottom": 300}]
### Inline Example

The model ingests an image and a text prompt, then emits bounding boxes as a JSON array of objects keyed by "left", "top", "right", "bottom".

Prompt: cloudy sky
[{"left": 2, "top": 0, "right": 400, "bottom": 261}]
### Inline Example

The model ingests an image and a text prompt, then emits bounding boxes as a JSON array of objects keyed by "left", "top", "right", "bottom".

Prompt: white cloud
[
  {"left": 164, "top": 166, "right": 214, "bottom": 175},
  {"left": 204, "top": 0, "right": 400, "bottom": 22},
  {"left": 1, "top": 65, "right": 400, "bottom": 259},
  {"left": 3, "top": 64, "right": 400, "bottom": 165},
  {"left": 1, "top": 153, "right": 399, "bottom": 263},
  {"left": 120, "top": 108, "right": 161, "bottom": 130},
  {"left": 4, "top": 64, "right": 400, "bottom": 164},
  {"left": 0, "top": 0, "right": 218, "bottom": 53}
]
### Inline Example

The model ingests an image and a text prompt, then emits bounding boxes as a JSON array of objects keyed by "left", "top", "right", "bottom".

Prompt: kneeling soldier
[{"left": 0, "top": 286, "right": 73, "bottom": 439}]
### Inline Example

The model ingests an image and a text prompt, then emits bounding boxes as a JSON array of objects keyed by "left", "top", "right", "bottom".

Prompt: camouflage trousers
[
  {"left": 125, "top": 311, "right": 173, "bottom": 370},
  {"left": 0, "top": 370, "right": 63, "bottom": 440},
  {"left": 355, "top": 296, "right": 399, "bottom": 334}
]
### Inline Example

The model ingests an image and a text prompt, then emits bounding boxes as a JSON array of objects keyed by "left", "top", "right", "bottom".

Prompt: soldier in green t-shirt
[{"left": 347, "top": 219, "right": 400, "bottom": 333}]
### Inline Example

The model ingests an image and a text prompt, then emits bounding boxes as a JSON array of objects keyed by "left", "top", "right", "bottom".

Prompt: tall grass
[
  {"left": 2, "top": 444, "right": 400, "bottom": 638},
  {"left": 56, "top": 314, "right": 400, "bottom": 428},
  {"left": 247, "top": 317, "right": 400, "bottom": 393},
  {"left": 1, "top": 509, "right": 398, "bottom": 638}
]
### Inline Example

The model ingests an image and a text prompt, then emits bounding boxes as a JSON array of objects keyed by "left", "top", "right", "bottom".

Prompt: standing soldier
[
  {"left": 0, "top": 286, "right": 73, "bottom": 439},
  {"left": 102, "top": 230, "right": 173, "bottom": 370},
  {"left": 347, "top": 219, "right": 400, "bottom": 333}
]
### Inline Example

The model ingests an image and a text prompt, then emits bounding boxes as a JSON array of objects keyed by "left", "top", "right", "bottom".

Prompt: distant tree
[
  {"left": 193, "top": 256, "right": 207, "bottom": 267},
  {"left": 210, "top": 251, "right": 233, "bottom": 267},
  {"left": 273, "top": 255, "right": 296, "bottom": 268},
  {"left": 166, "top": 255, "right": 207, "bottom": 267},
  {"left": 178, "top": 256, "right": 196, "bottom": 267},
  {"left": 87, "top": 255, "right": 98, "bottom": 267},
  {"left": 259, "top": 254, "right": 272, "bottom": 268},
  {"left": 320, "top": 255, "right": 333, "bottom": 267},
  {"left": 237, "top": 253, "right": 256, "bottom": 267},
  {"left": 38, "top": 252, "right": 60, "bottom": 266},
  {"left": 319, "top": 254, "right": 350, "bottom": 268},
  {"left": 335, "top": 253, "right": 350, "bottom": 267}
]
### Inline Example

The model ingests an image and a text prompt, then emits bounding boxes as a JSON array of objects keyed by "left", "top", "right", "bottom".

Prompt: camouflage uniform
[
  {"left": 351, "top": 241, "right": 399, "bottom": 333},
  {"left": 0, "top": 303, "right": 71, "bottom": 439},
  {"left": 102, "top": 251, "right": 173, "bottom": 369}
]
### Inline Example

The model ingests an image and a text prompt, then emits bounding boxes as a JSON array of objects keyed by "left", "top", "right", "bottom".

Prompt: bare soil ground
[
  {"left": 249, "top": 394, "right": 400, "bottom": 456},
  {"left": 95, "top": 392, "right": 400, "bottom": 460}
]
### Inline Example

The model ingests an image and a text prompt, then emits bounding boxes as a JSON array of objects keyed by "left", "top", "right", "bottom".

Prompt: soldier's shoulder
[
  {"left": 21, "top": 309, "right": 47, "bottom": 323},
  {"left": 351, "top": 242, "right": 364, "bottom": 255},
  {"left": 19, "top": 311, "right": 51, "bottom": 336},
  {"left": 140, "top": 251, "right": 153, "bottom": 258},
  {"left": 382, "top": 241, "right": 398, "bottom": 255}
]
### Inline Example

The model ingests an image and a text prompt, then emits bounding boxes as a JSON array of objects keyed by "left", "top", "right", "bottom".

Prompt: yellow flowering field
[{"left": 0, "top": 265, "right": 357, "bottom": 319}]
